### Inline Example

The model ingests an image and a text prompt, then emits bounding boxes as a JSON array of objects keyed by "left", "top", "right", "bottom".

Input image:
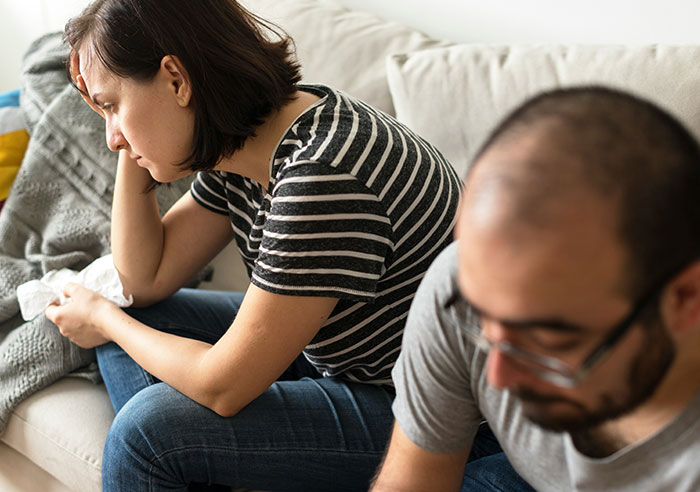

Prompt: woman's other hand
[{"left": 45, "top": 283, "right": 117, "bottom": 348}]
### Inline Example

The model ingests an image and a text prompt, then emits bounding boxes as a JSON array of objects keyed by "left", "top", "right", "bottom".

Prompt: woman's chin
[{"left": 147, "top": 167, "right": 191, "bottom": 184}]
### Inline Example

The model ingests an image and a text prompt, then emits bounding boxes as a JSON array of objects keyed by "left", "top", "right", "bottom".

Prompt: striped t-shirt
[{"left": 191, "top": 84, "right": 462, "bottom": 385}]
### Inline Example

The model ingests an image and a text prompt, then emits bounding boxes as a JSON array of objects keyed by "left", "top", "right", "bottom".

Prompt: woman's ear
[
  {"left": 661, "top": 261, "right": 700, "bottom": 337},
  {"left": 160, "top": 55, "right": 192, "bottom": 107}
]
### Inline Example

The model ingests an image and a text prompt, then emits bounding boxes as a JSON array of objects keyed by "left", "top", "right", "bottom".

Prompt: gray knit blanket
[{"left": 0, "top": 33, "right": 196, "bottom": 435}]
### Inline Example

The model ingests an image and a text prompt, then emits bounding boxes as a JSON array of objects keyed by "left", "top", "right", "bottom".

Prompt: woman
[{"left": 47, "top": 0, "right": 461, "bottom": 490}]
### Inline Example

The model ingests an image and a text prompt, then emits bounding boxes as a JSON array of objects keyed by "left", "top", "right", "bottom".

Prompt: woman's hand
[
  {"left": 45, "top": 283, "right": 117, "bottom": 349},
  {"left": 68, "top": 50, "right": 104, "bottom": 117}
]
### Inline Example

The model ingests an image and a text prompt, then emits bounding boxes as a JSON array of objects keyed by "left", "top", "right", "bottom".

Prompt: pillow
[
  {"left": 242, "top": 0, "right": 447, "bottom": 115},
  {"left": 0, "top": 89, "right": 29, "bottom": 213},
  {"left": 386, "top": 44, "right": 700, "bottom": 178}
]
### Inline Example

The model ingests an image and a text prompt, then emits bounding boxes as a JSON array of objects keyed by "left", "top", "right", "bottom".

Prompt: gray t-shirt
[{"left": 392, "top": 241, "right": 700, "bottom": 492}]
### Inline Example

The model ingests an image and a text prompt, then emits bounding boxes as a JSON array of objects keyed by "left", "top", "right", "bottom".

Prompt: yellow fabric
[{"left": 0, "top": 129, "right": 29, "bottom": 200}]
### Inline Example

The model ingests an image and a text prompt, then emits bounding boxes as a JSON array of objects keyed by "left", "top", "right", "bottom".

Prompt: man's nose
[
  {"left": 485, "top": 348, "right": 532, "bottom": 390},
  {"left": 106, "top": 121, "right": 127, "bottom": 152},
  {"left": 482, "top": 322, "right": 533, "bottom": 390}
]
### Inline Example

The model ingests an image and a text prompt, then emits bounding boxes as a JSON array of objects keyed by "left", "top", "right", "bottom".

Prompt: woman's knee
[
  {"left": 103, "top": 384, "right": 191, "bottom": 489},
  {"left": 105, "top": 384, "right": 182, "bottom": 461},
  {"left": 103, "top": 383, "right": 227, "bottom": 489}
]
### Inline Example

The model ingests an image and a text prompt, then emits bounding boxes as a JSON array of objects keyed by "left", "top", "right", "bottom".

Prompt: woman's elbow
[
  {"left": 197, "top": 372, "right": 247, "bottom": 418},
  {"left": 210, "top": 402, "right": 241, "bottom": 418},
  {"left": 126, "top": 279, "right": 176, "bottom": 307},
  {"left": 128, "top": 293, "right": 163, "bottom": 308},
  {"left": 204, "top": 392, "right": 245, "bottom": 418}
]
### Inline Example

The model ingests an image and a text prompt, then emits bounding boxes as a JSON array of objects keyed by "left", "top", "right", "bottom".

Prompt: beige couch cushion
[
  {"left": 386, "top": 44, "right": 700, "bottom": 178},
  {"left": 0, "top": 442, "right": 73, "bottom": 492},
  {"left": 1, "top": 378, "right": 113, "bottom": 492},
  {"left": 242, "top": 0, "right": 446, "bottom": 115}
]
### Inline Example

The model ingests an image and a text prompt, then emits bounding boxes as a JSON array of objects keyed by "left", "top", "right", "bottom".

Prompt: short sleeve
[
  {"left": 391, "top": 242, "right": 483, "bottom": 453},
  {"left": 190, "top": 171, "right": 229, "bottom": 215},
  {"left": 251, "top": 164, "right": 393, "bottom": 302}
]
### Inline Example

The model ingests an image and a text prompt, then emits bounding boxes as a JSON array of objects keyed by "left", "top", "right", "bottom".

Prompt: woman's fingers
[{"left": 68, "top": 50, "right": 104, "bottom": 116}]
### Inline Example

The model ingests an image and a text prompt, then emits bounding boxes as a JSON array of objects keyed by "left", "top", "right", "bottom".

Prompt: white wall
[
  {"left": 0, "top": 0, "right": 88, "bottom": 92},
  {"left": 2, "top": 0, "right": 700, "bottom": 93},
  {"left": 334, "top": 0, "right": 700, "bottom": 45}
]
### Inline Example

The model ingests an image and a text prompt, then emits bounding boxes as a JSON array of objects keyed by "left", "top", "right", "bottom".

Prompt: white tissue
[{"left": 17, "top": 254, "right": 133, "bottom": 320}]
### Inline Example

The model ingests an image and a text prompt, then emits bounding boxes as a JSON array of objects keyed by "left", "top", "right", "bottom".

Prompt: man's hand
[
  {"left": 45, "top": 283, "right": 117, "bottom": 348},
  {"left": 371, "top": 422, "right": 470, "bottom": 492}
]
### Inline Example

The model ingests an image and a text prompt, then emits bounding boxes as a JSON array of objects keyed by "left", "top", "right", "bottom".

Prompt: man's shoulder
[{"left": 416, "top": 240, "right": 459, "bottom": 300}]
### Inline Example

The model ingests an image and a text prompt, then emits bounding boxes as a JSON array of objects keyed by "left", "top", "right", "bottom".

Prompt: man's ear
[
  {"left": 662, "top": 261, "right": 700, "bottom": 337},
  {"left": 160, "top": 55, "right": 192, "bottom": 107}
]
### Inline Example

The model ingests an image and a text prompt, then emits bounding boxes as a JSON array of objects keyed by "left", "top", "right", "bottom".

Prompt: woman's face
[{"left": 75, "top": 48, "right": 195, "bottom": 183}]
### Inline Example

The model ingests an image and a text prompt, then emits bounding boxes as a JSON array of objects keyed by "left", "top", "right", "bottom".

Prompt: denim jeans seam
[
  {"left": 148, "top": 444, "right": 386, "bottom": 464},
  {"left": 147, "top": 445, "right": 386, "bottom": 490},
  {"left": 468, "top": 476, "right": 511, "bottom": 492},
  {"left": 141, "top": 369, "right": 154, "bottom": 386}
]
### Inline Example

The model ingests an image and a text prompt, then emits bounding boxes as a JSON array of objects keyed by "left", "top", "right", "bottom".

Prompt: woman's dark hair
[{"left": 64, "top": 0, "right": 301, "bottom": 172}]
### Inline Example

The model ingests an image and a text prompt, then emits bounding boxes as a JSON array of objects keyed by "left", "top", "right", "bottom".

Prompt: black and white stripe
[{"left": 191, "top": 84, "right": 461, "bottom": 384}]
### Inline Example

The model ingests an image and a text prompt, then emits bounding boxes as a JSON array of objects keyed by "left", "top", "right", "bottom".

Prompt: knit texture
[{"left": 0, "top": 33, "right": 198, "bottom": 435}]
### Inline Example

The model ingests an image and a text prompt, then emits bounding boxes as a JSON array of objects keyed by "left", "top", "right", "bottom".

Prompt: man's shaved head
[{"left": 462, "top": 86, "right": 700, "bottom": 297}]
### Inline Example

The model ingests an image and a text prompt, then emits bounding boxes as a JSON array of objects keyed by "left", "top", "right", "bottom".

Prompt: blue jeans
[
  {"left": 463, "top": 432, "right": 536, "bottom": 492},
  {"left": 96, "top": 288, "right": 532, "bottom": 492}
]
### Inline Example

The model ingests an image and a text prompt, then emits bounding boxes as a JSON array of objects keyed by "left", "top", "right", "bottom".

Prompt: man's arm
[
  {"left": 371, "top": 421, "right": 470, "bottom": 492},
  {"left": 373, "top": 243, "right": 481, "bottom": 491}
]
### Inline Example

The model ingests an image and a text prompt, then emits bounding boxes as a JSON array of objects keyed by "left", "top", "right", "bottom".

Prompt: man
[{"left": 371, "top": 86, "right": 700, "bottom": 491}]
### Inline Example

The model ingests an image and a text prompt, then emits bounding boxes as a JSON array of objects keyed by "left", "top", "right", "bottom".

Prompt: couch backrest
[
  {"left": 386, "top": 44, "right": 700, "bottom": 178},
  {"left": 247, "top": 1, "right": 700, "bottom": 182},
  {"left": 242, "top": 0, "right": 447, "bottom": 116}
]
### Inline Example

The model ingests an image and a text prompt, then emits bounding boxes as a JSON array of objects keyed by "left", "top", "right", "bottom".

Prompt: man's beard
[{"left": 512, "top": 319, "right": 676, "bottom": 433}]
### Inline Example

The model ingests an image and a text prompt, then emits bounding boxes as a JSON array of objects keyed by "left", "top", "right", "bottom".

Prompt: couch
[{"left": 3, "top": 0, "right": 700, "bottom": 490}]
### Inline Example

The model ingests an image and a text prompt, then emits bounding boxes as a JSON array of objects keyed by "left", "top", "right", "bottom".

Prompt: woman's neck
[{"left": 214, "top": 90, "right": 320, "bottom": 190}]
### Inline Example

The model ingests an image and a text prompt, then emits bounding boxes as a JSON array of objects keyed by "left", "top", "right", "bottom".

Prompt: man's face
[{"left": 455, "top": 145, "right": 675, "bottom": 432}]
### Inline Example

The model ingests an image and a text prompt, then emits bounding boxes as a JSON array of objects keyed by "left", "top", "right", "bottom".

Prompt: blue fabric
[
  {"left": 96, "top": 288, "right": 531, "bottom": 492},
  {"left": 464, "top": 425, "right": 536, "bottom": 492},
  {"left": 97, "top": 288, "right": 395, "bottom": 492},
  {"left": 462, "top": 452, "right": 536, "bottom": 492},
  {"left": 0, "top": 89, "right": 20, "bottom": 108}
]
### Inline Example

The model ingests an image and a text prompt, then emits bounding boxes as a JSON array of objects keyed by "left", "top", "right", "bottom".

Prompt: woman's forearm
[
  {"left": 93, "top": 286, "right": 338, "bottom": 418},
  {"left": 99, "top": 302, "right": 218, "bottom": 408},
  {"left": 111, "top": 151, "right": 165, "bottom": 303}
]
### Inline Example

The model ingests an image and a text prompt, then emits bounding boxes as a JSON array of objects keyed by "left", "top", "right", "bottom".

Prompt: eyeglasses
[{"left": 444, "top": 272, "right": 673, "bottom": 388}]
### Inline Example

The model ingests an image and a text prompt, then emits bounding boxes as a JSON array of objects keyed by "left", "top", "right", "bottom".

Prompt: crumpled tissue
[{"left": 16, "top": 254, "right": 133, "bottom": 320}]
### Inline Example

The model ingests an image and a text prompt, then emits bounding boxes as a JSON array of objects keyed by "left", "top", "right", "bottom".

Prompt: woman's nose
[{"left": 106, "top": 121, "right": 127, "bottom": 152}]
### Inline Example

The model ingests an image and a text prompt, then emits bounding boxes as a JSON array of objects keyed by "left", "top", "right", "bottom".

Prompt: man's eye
[{"left": 527, "top": 330, "right": 581, "bottom": 352}]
